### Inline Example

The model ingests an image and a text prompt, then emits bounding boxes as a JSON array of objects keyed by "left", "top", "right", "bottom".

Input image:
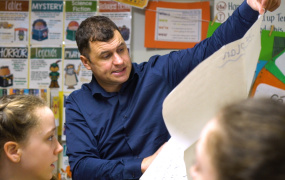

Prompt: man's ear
[
  {"left": 3, "top": 141, "right": 22, "bottom": 163},
  {"left": 80, "top": 55, "right": 91, "bottom": 70}
]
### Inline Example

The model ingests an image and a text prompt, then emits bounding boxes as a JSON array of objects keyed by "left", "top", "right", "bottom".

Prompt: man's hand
[
  {"left": 141, "top": 142, "right": 167, "bottom": 173},
  {"left": 247, "top": 0, "right": 281, "bottom": 14}
]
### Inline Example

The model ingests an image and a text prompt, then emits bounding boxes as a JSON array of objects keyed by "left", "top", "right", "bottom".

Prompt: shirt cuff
[
  {"left": 123, "top": 158, "right": 143, "bottom": 179},
  {"left": 238, "top": 1, "right": 259, "bottom": 23}
]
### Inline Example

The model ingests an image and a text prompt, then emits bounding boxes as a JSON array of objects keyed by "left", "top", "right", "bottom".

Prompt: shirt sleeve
[
  {"left": 154, "top": 0, "right": 259, "bottom": 89},
  {"left": 65, "top": 94, "right": 143, "bottom": 180}
]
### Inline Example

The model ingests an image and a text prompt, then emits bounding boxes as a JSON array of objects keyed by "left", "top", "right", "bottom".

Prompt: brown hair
[
  {"left": 208, "top": 98, "right": 285, "bottom": 180},
  {"left": 75, "top": 16, "right": 120, "bottom": 60},
  {"left": 0, "top": 95, "right": 47, "bottom": 156}
]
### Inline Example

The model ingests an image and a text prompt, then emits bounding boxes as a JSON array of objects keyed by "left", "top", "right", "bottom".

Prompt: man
[{"left": 65, "top": 0, "right": 280, "bottom": 179}]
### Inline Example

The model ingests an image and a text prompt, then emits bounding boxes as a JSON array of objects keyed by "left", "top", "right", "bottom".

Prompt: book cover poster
[
  {"left": 0, "top": 0, "right": 29, "bottom": 44},
  {"left": 30, "top": 0, "right": 64, "bottom": 45}
]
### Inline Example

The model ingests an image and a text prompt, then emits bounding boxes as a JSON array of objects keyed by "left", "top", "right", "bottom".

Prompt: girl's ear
[{"left": 3, "top": 141, "right": 22, "bottom": 163}]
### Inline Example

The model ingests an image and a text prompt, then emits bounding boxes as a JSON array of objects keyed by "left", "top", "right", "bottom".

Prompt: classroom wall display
[
  {"left": 59, "top": 142, "right": 72, "bottom": 180},
  {"left": 64, "top": 0, "right": 97, "bottom": 45},
  {"left": 30, "top": 0, "right": 64, "bottom": 45},
  {"left": 249, "top": 67, "right": 285, "bottom": 102},
  {"left": 259, "top": 30, "right": 285, "bottom": 61},
  {"left": 250, "top": 50, "right": 285, "bottom": 100},
  {"left": 265, "top": 49, "right": 285, "bottom": 84},
  {"left": 214, "top": 0, "right": 285, "bottom": 32},
  {"left": 0, "top": 46, "right": 28, "bottom": 88},
  {"left": 0, "top": 0, "right": 30, "bottom": 44},
  {"left": 206, "top": 21, "right": 221, "bottom": 38},
  {"left": 63, "top": 46, "right": 92, "bottom": 92},
  {"left": 0, "top": 88, "right": 50, "bottom": 105},
  {"left": 0, "top": 0, "right": 132, "bottom": 92},
  {"left": 144, "top": 1, "right": 210, "bottom": 49},
  {"left": 29, "top": 46, "right": 62, "bottom": 89},
  {"left": 98, "top": 0, "right": 132, "bottom": 45}
]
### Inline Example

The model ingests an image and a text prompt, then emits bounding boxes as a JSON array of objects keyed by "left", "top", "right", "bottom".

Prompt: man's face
[{"left": 81, "top": 30, "right": 132, "bottom": 92}]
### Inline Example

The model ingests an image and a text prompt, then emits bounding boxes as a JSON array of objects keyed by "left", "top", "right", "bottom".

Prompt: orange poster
[
  {"left": 144, "top": 1, "right": 210, "bottom": 49},
  {"left": 249, "top": 67, "right": 285, "bottom": 97}
]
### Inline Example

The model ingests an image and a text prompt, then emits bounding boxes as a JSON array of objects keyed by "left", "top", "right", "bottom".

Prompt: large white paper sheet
[{"left": 141, "top": 15, "right": 263, "bottom": 180}]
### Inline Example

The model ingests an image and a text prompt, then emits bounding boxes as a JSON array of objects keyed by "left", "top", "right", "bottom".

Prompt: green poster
[
  {"left": 207, "top": 21, "right": 221, "bottom": 38},
  {"left": 259, "top": 30, "right": 285, "bottom": 61}
]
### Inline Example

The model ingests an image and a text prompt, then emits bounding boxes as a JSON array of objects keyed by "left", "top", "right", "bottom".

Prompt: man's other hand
[{"left": 247, "top": 0, "right": 281, "bottom": 14}]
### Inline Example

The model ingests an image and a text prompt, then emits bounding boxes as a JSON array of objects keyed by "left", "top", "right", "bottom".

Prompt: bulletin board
[{"left": 144, "top": 1, "right": 210, "bottom": 49}]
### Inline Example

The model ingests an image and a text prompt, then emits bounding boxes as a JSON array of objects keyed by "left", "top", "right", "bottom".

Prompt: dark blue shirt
[{"left": 65, "top": 2, "right": 258, "bottom": 179}]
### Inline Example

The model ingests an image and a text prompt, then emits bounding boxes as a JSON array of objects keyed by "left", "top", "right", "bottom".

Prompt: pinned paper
[
  {"left": 259, "top": 30, "right": 285, "bottom": 61},
  {"left": 144, "top": 1, "right": 210, "bottom": 49},
  {"left": 254, "top": 83, "right": 285, "bottom": 102}
]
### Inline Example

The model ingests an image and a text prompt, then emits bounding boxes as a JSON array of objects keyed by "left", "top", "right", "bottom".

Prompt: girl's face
[
  {"left": 19, "top": 106, "right": 63, "bottom": 180},
  {"left": 190, "top": 119, "right": 218, "bottom": 180}
]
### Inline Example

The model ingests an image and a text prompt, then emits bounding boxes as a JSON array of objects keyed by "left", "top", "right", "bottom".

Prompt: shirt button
[{"left": 123, "top": 115, "right": 127, "bottom": 118}]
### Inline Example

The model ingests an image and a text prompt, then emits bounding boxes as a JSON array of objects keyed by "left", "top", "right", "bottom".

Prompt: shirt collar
[{"left": 89, "top": 64, "right": 139, "bottom": 98}]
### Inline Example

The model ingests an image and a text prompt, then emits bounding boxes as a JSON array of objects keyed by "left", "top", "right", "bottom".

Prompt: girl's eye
[{"left": 48, "top": 135, "right": 54, "bottom": 141}]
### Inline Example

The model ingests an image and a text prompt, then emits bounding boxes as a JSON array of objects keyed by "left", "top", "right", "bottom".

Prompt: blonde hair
[{"left": 0, "top": 95, "right": 47, "bottom": 156}]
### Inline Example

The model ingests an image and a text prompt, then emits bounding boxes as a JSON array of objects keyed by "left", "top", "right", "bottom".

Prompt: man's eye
[
  {"left": 118, "top": 48, "right": 124, "bottom": 53},
  {"left": 103, "top": 54, "right": 111, "bottom": 59}
]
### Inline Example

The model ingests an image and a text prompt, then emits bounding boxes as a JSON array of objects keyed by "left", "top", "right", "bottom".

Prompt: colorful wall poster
[
  {"left": 253, "top": 60, "right": 267, "bottom": 81},
  {"left": 0, "top": 46, "right": 28, "bottom": 88},
  {"left": 29, "top": 46, "right": 62, "bottom": 89},
  {"left": 64, "top": 0, "right": 97, "bottom": 45},
  {"left": 98, "top": 0, "right": 132, "bottom": 45},
  {"left": 0, "top": 0, "right": 29, "bottom": 44},
  {"left": 58, "top": 142, "right": 72, "bottom": 179},
  {"left": 207, "top": 21, "right": 221, "bottom": 38},
  {"left": 0, "top": 88, "right": 50, "bottom": 105},
  {"left": 250, "top": 67, "right": 285, "bottom": 97},
  {"left": 144, "top": 1, "right": 210, "bottom": 49},
  {"left": 265, "top": 49, "right": 285, "bottom": 84},
  {"left": 259, "top": 30, "right": 285, "bottom": 61},
  {"left": 214, "top": 0, "right": 285, "bottom": 32},
  {"left": 63, "top": 46, "right": 92, "bottom": 92},
  {"left": 30, "top": 0, "right": 64, "bottom": 45}
]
